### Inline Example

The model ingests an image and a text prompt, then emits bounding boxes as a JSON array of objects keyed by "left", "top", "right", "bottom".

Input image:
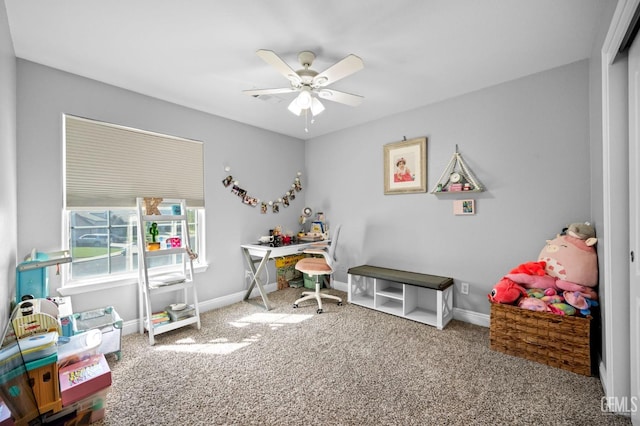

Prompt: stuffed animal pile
[{"left": 488, "top": 222, "right": 599, "bottom": 316}]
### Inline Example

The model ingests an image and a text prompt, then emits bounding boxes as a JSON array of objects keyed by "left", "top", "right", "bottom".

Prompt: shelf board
[
  {"left": 376, "top": 287, "right": 403, "bottom": 300},
  {"left": 405, "top": 307, "right": 437, "bottom": 324},
  {"left": 144, "top": 247, "right": 187, "bottom": 257},
  {"left": 142, "top": 214, "right": 187, "bottom": 222},
  {"left": 376, "top": 299, "right": 403, "bottom": 316},
  {"left": 431, "top": 189, "right": 484, "bottom": 195},
  {"left": 146, "top": 315, "right": 199, "bottom": 334},
  {"left": 147, "top": 279, "right": 193, "bottom": 294}
]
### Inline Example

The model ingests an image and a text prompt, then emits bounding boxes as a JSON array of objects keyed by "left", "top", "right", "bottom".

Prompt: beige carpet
[{"left": 94, "top": 288, "right": 631, "bottom": 425}]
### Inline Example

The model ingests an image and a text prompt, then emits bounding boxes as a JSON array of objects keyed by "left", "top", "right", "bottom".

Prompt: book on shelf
[
  {"left": 165, "top": 305, "right": 195, "bottom": 322},
  {"left": 151, "top": 311, "right": 170, "bottom": 326}
]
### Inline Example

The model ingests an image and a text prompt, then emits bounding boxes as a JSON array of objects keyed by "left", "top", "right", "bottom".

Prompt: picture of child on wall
[{"left": 393, "top": 156, "right": 415, "bottom": 182}]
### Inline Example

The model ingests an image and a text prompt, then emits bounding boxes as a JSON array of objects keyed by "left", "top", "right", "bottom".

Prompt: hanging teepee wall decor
[{"left": 431, "top": 145, "right": 484, "bottom": 194}]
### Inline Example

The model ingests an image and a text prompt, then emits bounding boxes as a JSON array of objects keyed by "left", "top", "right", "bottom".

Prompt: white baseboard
[
  {"left": 333, "top": 279, "right": 348, "bottom": 292},
  {"left": 453, "top": 307, "right": 490, "bottom": 328},
  {"left": 121, "top": 283, "right": 280, "bottom": 336},
  {"left": 121, "top": 280, "right": 488, "bottom": 335}
]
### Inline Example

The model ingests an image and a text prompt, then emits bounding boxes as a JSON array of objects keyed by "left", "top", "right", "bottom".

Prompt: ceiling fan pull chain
[{"left": 304, "top": 109, "right": 309, "bottom": 133}]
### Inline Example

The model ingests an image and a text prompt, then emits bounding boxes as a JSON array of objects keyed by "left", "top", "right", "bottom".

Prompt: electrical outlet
[
  {"left": 461, "top": 282, "right": 469, "bottom": 295},
  {"left": 245, "top": 270, "right": 253, "bottom": 279}
]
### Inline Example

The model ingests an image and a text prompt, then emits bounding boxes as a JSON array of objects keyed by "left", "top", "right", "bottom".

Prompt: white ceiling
[{"left": 4, "top": 0, "right": 611, "bottom": 140}]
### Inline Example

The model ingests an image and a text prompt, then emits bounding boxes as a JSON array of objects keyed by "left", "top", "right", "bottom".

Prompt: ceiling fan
[{"left": 243, "top": 49, "right": 364, "bottom": 121}]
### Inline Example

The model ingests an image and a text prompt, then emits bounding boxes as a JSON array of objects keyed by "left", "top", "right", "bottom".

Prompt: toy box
[
  {"left": 72, "top": 307, "right": 122, "bottom": 360},
  {"left": 58, "top": 354, "right": 111, "bottom": 407},
  {"left": 25, "top": 353, "right": 62, "bottom": 415},
  {"left": 489, "top": 302, "right": 593, "bottom": 376}
]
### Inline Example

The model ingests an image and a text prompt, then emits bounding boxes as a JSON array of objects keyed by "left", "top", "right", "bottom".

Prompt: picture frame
[
  {"left": 383, "top": 137, "right": 427, "bottom": 194},
  {"left": 453, "top": 199, "right": 475, "bottom": 215}
]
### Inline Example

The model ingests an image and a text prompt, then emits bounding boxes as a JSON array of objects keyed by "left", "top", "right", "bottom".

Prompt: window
[
  {"left": 63, "top": 115, "right": 205, "bottom": 288},
  {"left": 66, "top": 208, "right": 203, "bottom": 284}
]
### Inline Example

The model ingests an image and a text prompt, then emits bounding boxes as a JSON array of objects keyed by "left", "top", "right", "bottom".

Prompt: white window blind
[{"left": 64, "top": 115, "right": 204, "bottom": 208}]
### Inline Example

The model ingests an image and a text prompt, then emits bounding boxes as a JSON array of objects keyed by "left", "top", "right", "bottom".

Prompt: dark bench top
[{"left": 348, "top": 265, "right": 454, "bottom": 290}]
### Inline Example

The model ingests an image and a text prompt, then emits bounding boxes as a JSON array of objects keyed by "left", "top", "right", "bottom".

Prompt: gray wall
[
  {"left": 305, "top": 60, "right": 591, "bottom": 316},
  {"left": 0, "top": 0, "right": 17, "bottom": 331},
  {"left": 14, "top": 60, "right": 592, "bottom": 320},
  {"left": 15, "top": 60, "right": 304, "bottom": 321}
]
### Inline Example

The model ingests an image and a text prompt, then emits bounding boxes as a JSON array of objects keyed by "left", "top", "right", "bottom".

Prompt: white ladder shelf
[{"left": 136, "top": 197, "right": 201, "bottom": 345}]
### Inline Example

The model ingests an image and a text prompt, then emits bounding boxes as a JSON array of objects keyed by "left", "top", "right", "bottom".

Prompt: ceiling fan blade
[
  {"left": 243, "top": 87, "right": 298, "bottom": 97},
  {"left": 317, "top": 89, "right": 363, "bottom": 107},
  {"left": 256, "top": 49, "right": 301, "bottom": 85},
  {"left": 313, "top": 54, "right": 364, "bottom": 87}
]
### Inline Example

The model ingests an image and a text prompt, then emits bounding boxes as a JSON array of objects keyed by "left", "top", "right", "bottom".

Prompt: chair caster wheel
[
  {"left": 293, "top": 304, "right": 298, "bottom": 308},
  {"left": 317, "top": 309, "right": 323, "bottom": 314},
  {"left": 337, "top": 302, "right": 343, "bottom": 306}
]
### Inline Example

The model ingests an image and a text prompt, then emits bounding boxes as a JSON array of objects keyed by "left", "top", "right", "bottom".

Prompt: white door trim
[{"left": 600, "top": 0, "right": 639, "bottom": 406}]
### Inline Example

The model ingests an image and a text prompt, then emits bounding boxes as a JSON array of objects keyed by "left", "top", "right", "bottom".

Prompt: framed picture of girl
[{"left": 383, "top": 137, "right": 427, "bottom": 194}]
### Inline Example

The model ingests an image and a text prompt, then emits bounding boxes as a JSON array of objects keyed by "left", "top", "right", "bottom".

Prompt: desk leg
[{"left": 242, "top": 248, "right": 273, "bottom": 310}]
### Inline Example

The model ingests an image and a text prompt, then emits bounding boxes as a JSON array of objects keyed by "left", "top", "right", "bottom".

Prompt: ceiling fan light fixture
[
  {"left": 310, "top": 97, "right": 325, "bottom": 116},
  {"left": 296, "top": 87, "right": 312, "bottom": 109},
  {"left": 287, "top": 98, "right": 303, "bottom": 116}
]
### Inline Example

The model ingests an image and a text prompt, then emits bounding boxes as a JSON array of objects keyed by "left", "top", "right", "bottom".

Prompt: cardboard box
[
  {"left": 59, "top": 354, "right": 111, "bottom": 407},
  {"left": 275, "top": 254, "right": 304, "bottom": 290}
]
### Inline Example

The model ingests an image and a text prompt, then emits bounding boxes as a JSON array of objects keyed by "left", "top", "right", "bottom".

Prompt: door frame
[{"left": 601, "top": 0, "right": 639, "bottom": 408}]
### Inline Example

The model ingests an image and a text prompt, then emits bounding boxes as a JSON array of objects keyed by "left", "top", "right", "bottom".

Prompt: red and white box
[{"left": 58, "top": 353, "right": 111, "bottom": 407}]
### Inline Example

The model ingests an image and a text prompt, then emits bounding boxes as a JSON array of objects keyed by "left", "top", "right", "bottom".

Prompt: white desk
[{"left": 241, "top": 240, "right": 328, "bottom": 310}]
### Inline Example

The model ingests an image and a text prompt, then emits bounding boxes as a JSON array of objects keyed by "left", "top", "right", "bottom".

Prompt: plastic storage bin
[
  {"left": 42, "top": 387, "right": 109, "bottom": 424},
  {"left": 57, "top": 329, "right": 102, "bottom": 368},
  {"left": 72, "top": 307, "right": 122, "bottom": 360}
]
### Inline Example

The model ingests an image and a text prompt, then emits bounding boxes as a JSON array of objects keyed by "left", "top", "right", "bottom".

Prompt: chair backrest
[{"left": 327, "top": 224, "right": 341, "bottom": 264}]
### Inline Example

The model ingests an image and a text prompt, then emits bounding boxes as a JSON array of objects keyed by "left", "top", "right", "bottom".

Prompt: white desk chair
[{"left": 293, "top": 224, "right": 343, "bottom": 314}]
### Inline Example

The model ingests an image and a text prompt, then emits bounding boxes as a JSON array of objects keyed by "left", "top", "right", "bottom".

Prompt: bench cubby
[{"left": 347, "top": 265, "right": 454, "bottom": 329}]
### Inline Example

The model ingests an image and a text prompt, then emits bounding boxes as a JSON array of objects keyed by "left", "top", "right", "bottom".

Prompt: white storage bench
[{"left": 347, "top": 265, "right": 454, "bottom": 329}]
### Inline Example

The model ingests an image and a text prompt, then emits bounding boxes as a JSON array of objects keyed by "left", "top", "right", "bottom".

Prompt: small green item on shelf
[{"left": 149, "top": 222, "right": 159, "bottom": 242}]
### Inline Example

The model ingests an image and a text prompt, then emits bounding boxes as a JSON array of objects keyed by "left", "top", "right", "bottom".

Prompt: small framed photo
[
  {"left": 383, "top": 137, "right": 427, "bottom": 195},
  {"left": 453, "top": 199, "right": 475, "bottom": 215}
]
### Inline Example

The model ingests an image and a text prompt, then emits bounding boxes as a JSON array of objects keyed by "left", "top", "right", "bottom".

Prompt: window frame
[{"left": 60, "top": 208, "right": 207, "bottom": 296}]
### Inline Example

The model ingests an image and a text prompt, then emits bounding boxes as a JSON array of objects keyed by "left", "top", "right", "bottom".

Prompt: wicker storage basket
[{"left": 489, "top": 302, "right": 592, "bottom": 376}]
